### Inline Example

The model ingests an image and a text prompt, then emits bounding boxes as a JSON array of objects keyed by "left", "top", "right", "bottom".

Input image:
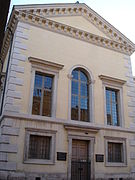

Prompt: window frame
[
  {"left": 24, "top": 128, "right": 56, "bottom": 165},
  {"left": 104, "top": 84, "right": 123, "bottom": 127},
  {"left": 105, "top": 87, "right": 120, "bottom": 126},
  {"left": 104, "top": 136, "right": 127, "bottom": 167},
  {"left": 32, "top": 72, "right": 53, "bottom": 116},
  {"left": 99, "top": 75, "right": 125, "bottom": 127},
  {"left": 28, "top": 57, "right": 64, "bottom": 118},
  {"left": 71, "top": 68, "right": 89, "bottom": 121},
  {"left": 68, "top": 65, "right": 95, "bottom": 123}
]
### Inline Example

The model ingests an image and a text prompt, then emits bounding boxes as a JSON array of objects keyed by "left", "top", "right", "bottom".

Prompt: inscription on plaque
[
  {"left": 57, "top": 152, "right": 67, "bottom": 161},
  {"left": 96, "top": 154, "right": 104, "bottom": 162}
]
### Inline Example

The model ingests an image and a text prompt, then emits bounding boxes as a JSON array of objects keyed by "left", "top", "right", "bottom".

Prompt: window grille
[
  {"left": 28, "top": 135, "right": 51, "bottom": 160},
  {"left": 108, "top": 142, "right": 123, "bottom": 163}
]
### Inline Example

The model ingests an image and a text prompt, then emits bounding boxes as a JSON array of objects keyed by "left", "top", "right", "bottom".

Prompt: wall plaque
[
  {"left": 57, "top": 152, "right": 67, "bottom": 161},
  {"left": 96, "top": 154, "right": 104, "bottom": 162}
]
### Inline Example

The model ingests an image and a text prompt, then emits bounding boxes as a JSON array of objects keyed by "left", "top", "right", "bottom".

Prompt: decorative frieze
[{"left": 1, "top": 3, "right": 135, "bottom": 61}]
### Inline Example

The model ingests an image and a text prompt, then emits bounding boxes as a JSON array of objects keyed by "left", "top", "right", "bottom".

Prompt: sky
[{"left": 9, "top": 0, "right": 135, "bottom": 75}]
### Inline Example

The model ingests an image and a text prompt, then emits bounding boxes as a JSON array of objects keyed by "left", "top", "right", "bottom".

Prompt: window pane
[
  {"left": 112, "top": 103, "right": 118, "bottom": 126},
  {"left": 71, "top": 68, "right": 89, "bottom": 121},
  {"left": 80, "top": 98, "right": 88, "bottom": 121},
  {"left": 32, "top": 72, "right": 53, "bottom": 117},
  {"left": 80, "top": 83, "right": 88, "bottom": 96},
  {"left": 106, "top": 88, "right": 119, "bottom": 126},
  {"left": 71, "top": 95, "right": 79, "bottom": 120},
  {"left": 35, "top": 74, "right": 43, "bottom": 88},
  {"left": 44, "top": 76, "right": 53, "bottom": 90},
  {"left": 72, "top": 70, "right": 78, "bottom": 80},
  {"left": 42, "top": 90, "right": 52, "bottom": 116},
  {"left": 32, "top": 89, "right": 42, "bottom": 115},
  {"left": 80, "top": 71, "right": 87, "bottom": 82},
  {"left": 72, "top": 81, "right": 79, "bottom": 95},
  {"left": 28, "top": 135, "right": 51, "bottom": 159}
]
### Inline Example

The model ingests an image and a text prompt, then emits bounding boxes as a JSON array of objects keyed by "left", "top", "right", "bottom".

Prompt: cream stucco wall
[
  {"left": 18, "top": 23, "right": 129, "bottom": 128},
  {"left": 1, "top": 17, "right": 135, "bottom": 178},
  {"left": 48, "top": 16, "right": 110, "bottom": 39}
]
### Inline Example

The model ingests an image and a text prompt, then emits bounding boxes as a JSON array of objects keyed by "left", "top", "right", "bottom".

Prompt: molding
[
  {"left": 1, "top": 113, "right": 135, "bottom": 134},
  {"left": 99, "top": 75, "right": 126, "bottom": 85},
  {"left": 14, "top": 3, "right": 135, "bottom": 47},
  {"left": 28, "top": 56, "right": 64, "bottom": 71},
  {"left": 1, "top": 3, "right": 135, "bottom": 61},
  {"left": 64, "top": 124, "right": 99, "bottom": 133}
]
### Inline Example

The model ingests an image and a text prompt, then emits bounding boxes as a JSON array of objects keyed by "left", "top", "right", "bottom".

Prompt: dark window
[
  {"left": 108, "top": 142, "right": 123, "bottom": 163},
  {"left": 106, "top": 88, "right": 119, "bottom": 126},
  {"left": 28, "top": 135, "right": 51, "bottom": 160},
  {"left": 71, "top": 68, "right": 89, "bottom": 121},
  {"left": 32, "top": 72, "right": 53, "bottom": 116}
]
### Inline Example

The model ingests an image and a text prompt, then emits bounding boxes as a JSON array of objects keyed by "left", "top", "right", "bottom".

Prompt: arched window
[{"left": 71, "top": 68, "right": 89, "bottom": 121}]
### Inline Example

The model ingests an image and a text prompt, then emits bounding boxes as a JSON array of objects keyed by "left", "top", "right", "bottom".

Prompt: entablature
[{"left": 1, "top": 3, "right": 135, "bottom": 62}]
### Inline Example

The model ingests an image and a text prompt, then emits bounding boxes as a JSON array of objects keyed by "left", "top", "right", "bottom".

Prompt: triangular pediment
[
  {"left": 1, "top": 3, "right": 135, "bottom": 61},
  {"left": 48, "top": 16, "right": 110, "bottom": 39},
  {"left": 14, "top": 3, "right": 135, "bottom": 48}
]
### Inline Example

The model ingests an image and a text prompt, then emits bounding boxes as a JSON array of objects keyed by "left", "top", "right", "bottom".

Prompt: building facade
[{"left": 0, "top": 3, "right": 135, "bottom": 180}]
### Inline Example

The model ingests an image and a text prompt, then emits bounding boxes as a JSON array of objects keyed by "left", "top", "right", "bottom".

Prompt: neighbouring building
[{"left": 0, "top": 3, "right": 135, "bottom": 180}]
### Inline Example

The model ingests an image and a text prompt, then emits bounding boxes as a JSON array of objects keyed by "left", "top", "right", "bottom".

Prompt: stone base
[
  {"left": 0, "top": 171, "right": 67, "bottom": 180},
  {"left": 95, "top": 173, "right": 135, "bottom": 180},
  {"left": 1, "top": 171, "right": 135, "bottom": 180}
]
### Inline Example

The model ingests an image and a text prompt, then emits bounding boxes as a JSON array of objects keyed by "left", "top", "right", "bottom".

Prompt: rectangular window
[
  {"left": 106, "top": 88, "right": 119, "bottom": 126},
  {"left": 28, "top": 135, "right": 51, "bottom": 160},
  {"left": 105, "top": 137, "right": 127, "bottom": 167},
  {"left": 108, "top": 142, "right": 123, "bottom": 163},
  {"left": 24, "top": 129, "right": 56, "bottom": 164},
  {"left": 32, "top": 72, "right": 53, "bottom": 116}
]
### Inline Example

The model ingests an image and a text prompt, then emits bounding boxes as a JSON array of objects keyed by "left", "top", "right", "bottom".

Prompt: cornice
[
  {"left": 0, "top": 11, "right": 17, "bottom": 61},
  {"left": 28, "top": 56, "right": 64, "bottom": 71},
  {"left": 14, "top": 3, "right": 135, "bottom": 47},
  {"left": 1, "top": 3, "right": 135, "bottom": 61},
  {"left": 99, "top": 75, "right": 126, "bottom": 85},
  {"left": 1, "top": 112, "right": 135, "bottom": 134}
]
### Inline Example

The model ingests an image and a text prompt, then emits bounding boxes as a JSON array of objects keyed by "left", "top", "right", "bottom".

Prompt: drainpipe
[{"left": 0, "top": 27, "right": 14, "bottom": 116}]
